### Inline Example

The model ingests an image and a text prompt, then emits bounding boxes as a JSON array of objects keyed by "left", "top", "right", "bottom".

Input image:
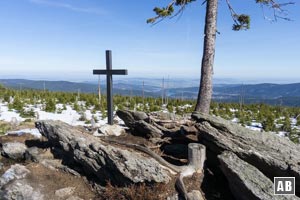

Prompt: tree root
[{"left": 100, "top": 138, "right": 204, "bottom": 200}]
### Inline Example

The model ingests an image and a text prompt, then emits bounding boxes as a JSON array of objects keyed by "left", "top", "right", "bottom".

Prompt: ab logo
[{"left": 274, "top": 177, "right": 295, "bottom": 195}]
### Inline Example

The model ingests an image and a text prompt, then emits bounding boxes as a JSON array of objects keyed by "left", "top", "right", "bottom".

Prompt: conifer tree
[
  {"left": 45, "top": 98, "right": 56, "bottom": 113},
  {"left": 262, "top": 114, "right": 276, "bottom": 132},
  {"left": 11, "top": 96, "right": 23, "bottom": 111},
  {"left": 289, "top": 128, "right": 300, "bottom": 144},
  {"left": 297, "top": 119, "right": 300, "bottom": 126},
  {"left": 282, "top": 115, "right": 292, "bottom": 132},
  {"left": 148, "top": 0, "right": 294, "bottom": 113},
  {"left": 73, "top": 102, "right": 80, "bottom": 112}
]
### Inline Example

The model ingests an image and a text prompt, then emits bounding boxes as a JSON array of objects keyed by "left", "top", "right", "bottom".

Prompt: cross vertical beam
[
  {"left": 106, "top": 50, "right": 113, "bottom": 125},
  {"left": 93, "top": 50, "right": 128, "bottom": 125}
]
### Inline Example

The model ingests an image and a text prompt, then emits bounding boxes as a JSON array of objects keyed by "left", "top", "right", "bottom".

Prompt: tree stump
[{"left": 188, "top": 143, "right": 206, "bottom": 173}]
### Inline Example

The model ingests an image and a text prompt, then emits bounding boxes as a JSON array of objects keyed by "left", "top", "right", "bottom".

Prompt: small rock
[
  {"left": 187, "top": 190, "right": 205, "bottom": 200},
  {"left": 62, "top": 166, "right": 81, "bottom": 176},
  {"left": 155, "top": 111, "right": 176, "bottom": 121},
  {"left": 0, "top": 179, "right": 44, "bottom": 200},
  {"left": 94, "top": 124, "right": 125, "bottom": 136},
  {"left": 55, "top": 187, "right": 76, "bottom": 198},
  {"left": 40, "top": 159, "right": 62, "bottom": 171},
  {"left": 132, "top": 111, "right": 148, "bottom": 121},
  {"left": 25, "top": 147, "right": 40, "bottom": 162},
  {"left": 10, "top": 117, "right": 20, "bottom": 128},
  {"left": 0, "top": 165, "right": 43, "bottom": 200},
  {"left": 66, "top": 196, "right": 84, "bottom": 200},
  {"left": 1, "top": 142, "right": 27, "bottom": 160},
  {"left": 0, "top": 164, "right": 30, "bottom": 187}
]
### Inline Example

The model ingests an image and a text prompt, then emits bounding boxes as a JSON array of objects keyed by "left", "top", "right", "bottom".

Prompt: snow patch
[
  {"left": 6, "top": 128, "right": 42, "bottom": 138},
  {"left": 0, "top": 103, "right": 24, "bottom": 122}
]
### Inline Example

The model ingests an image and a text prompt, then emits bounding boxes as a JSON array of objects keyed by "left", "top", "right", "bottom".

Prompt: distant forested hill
[
  {"left": 1, "top": 79, "right": 300, "bottom": 106},
  {"left": 0, "top": 79, "right": 97, "bottom": 93},
  {"left": 214, "top": 83, "right": 300, "bottom": 98}
]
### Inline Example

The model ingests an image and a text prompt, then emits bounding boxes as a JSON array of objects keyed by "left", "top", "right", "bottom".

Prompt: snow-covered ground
[
  {"left": 231, "top": 118, "right": 238, "bottom": 123},
  {"left": 0, "top": 103, "right": 24, "bottom": 122},
  {"left": 36, "top": 105, "right": 106, "bottom": 126},
  {"left": 0, "top": 100, "right": 299, "bottom": 140},
  {"left": 231, "top": 117, "right": 295, "bottom": 138},
  {"left": 245, "top": 125, "right": 262, "bottom": 132},
  {"left": 0, "top": 103, "right": 108, "bottom": 127},
  {"left": 0, "top": 101, "right": 126, "bottom": 138}
]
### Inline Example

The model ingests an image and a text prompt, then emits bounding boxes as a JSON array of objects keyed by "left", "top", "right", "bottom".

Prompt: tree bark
[{"left": 195, "top": 0, "right": 218, "bottom": 113}]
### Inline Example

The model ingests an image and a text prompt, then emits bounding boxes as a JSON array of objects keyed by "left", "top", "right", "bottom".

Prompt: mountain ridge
[{"left": 1, "top": 79, "right": 300, "bottom": 106}]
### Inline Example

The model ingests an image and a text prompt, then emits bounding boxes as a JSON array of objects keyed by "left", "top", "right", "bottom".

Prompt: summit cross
[{"left": 93, "top": 50, "right": 128, "bottom": 125}]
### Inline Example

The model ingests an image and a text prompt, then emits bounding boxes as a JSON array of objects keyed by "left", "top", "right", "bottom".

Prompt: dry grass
[{"left": 101, "top": 181, "right": 168, "bottom": 200}]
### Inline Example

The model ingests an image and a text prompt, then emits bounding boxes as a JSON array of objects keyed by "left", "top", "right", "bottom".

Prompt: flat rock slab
[
  {"left": 219, "top": 151, "right": 299, "bottom": 200},
  {"left": 35, "top": 120, "right": 171, "bottom": 185}
]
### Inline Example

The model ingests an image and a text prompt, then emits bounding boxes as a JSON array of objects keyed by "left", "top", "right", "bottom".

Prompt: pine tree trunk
[{"left": 195, "top": 0, "right": 218, "bottom": 113}]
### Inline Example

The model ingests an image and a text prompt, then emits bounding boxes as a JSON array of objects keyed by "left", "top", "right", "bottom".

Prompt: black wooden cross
[{"left": 93, "top": 50, "right": 128, "bottom": 125}]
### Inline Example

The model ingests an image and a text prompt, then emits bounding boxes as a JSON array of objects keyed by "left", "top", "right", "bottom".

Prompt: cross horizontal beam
[{"left": 93, "top": 69, "right": 128, "bottom": 75}]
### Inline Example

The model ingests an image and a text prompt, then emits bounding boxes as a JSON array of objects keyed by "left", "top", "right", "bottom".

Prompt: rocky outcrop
[
  {"left": 192, "top": 112, "right": 300, "bottom": 197},
  {"left": 116, "top": 110, "right": 197, "bottom": 144},
  {"left": 218, "top": 151, "right": 299, "bottom": 200},
  {"left": 116, "top": 110, "right": 162, "bottom": 138},
  {"left": 35, "top": 120, "right": 171, "bottom": 185}
]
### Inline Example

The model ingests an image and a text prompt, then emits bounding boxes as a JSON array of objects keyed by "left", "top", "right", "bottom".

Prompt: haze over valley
[{"left": 1, "top": 78, "right": 300, "bottom": 107}]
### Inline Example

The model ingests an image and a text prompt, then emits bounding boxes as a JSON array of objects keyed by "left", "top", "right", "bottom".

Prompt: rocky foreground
[{"left": 0, "top": 110, "right": 299, "bottom": 200}]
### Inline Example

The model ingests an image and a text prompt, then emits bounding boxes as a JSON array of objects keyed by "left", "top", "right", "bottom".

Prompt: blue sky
[{"left": 0, "top": 0, "right": 299, "bottom": 82}]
